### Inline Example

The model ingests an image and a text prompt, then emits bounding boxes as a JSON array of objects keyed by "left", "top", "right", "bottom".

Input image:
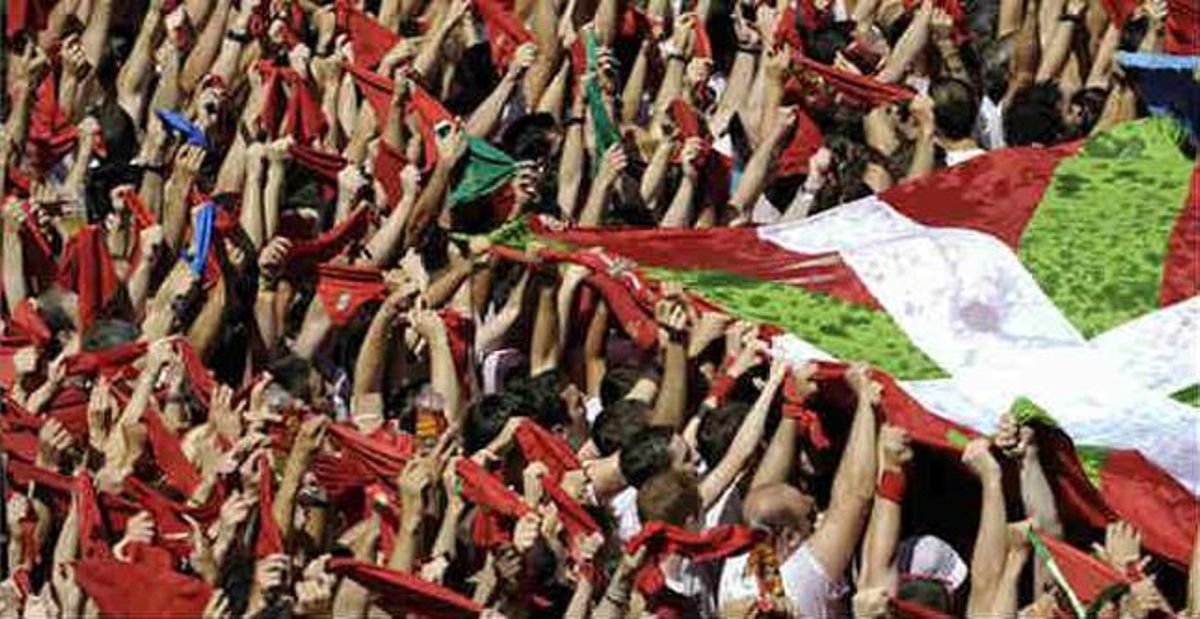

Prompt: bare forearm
[
  {"left": 717, "top": 51, "right": 756, "bottom": 115},
  {"left": 117, "top": 11, "right": 162, "bottom": 115},
  {"left": 859, "top": 494, "right": 902, "bottom": 589},
  {"left": 966, "top": 476, "right": 1006, "bottom": 614},
  {"left": 621, "top": 45, "right": 651, "bottom": 124},
  {"left": 81, "top": 0, "right": 115, "bottom": 65},
  {"left": 263, "top": 159, "right": 284, "bottom": 242},
  {"left": 468, "top": 72, "right": 521, "bottom": 138},
  {"left": 179, "top": 0, "right": 231, "bottom": 93},
  {"left": 650, "top": 59, "right": 686, "bottom": 120},
  {"left": 904, "top": 130, "right": 935, "bottom": 181},
  {"left": 1036, "top": 21, "right": 1076, "bottom": 83},
  {"left": 3, "top": 224, "right": 28, "bottom": 311},
  {"left": 751, "top": 418, "right": 797, "bottom": 489},
  {"left": 556, "top": 121, "right": 584, "bottom": 219},
  {"left": 240, "top": 158, "right": 265, "bottom": 248},
  {"left": 728, "top": 129, "right": 784, "bottom": 212},
  {"left": 649, "top": 340, "right": 687, "bottom": 428},
  {"left": 699, "top": 374, "right": 781, "bottom": 507},
  {"left": 639, "top": 141, "right": 674, "bottom": 207},
  {"left": 185, "top": 286, "right": 227, "bottom": 359},
  {"left": 529, "top": 283, "right": 559, "bottom": 375},
  {"left": 831, "top": 392, "right": 878, "bottom": 506},
  {"left": 564, "top": 576, "right": 594, "bottom": 619},
  {"left": 660, "top": 176, "right": 696, "bottom": 228},
  {"left": 876, "top": 8, "right": 931, "bottom": 83}
]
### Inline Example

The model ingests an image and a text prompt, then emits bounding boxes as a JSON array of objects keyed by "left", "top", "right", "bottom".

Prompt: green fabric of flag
[
  {"left": 584, "top": 30, "right": 620, "bottom": 158},
  {"left": 448, "top": 136, "right": 519, "bottom": 208}
]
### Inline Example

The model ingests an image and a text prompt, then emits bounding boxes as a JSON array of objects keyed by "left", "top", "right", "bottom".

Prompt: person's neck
[
  {"left": 584, "top": 453, "right": 626, "bottom": 500},
  {"left": 941, "top": 136, "right": 980, "bottom": 152}
]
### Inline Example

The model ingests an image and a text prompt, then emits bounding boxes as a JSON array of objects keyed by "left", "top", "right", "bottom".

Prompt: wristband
[
  {"left": 876, "top": 469, "right": 907, "bottom": 503},
  {"left": 707, "top": 372, "right": 737, "bottom": 405},
  {"left": 737, "top": 44, "right": 761, "bottom": 54},
  {"left": 226, "top": 29, "right": 252, "bottom": 43}
]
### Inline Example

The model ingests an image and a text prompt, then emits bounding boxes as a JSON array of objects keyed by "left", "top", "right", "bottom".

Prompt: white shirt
[
  {"left": 719, "top": 544, "right": 849, "bottom": 618},
  {"left": 609, "top": 487, "right": 642, "bottom": 541},
  {"left": 945, "top": 147, "right": 987, "bottom": 167}
]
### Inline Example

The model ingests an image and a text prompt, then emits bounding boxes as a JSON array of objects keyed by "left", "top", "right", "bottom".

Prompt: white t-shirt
[
  {"left": 719, "top": 544, "right": 849, "bottom": 618},
  {"left": 945, "top": 147, "right": 987, "bottom": 167},
  {"left": 609, "top": 487, "right": 642, "bottom": 541}
]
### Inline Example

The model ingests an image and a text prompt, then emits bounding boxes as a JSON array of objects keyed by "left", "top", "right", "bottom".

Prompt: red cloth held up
[
  {"left": 326, "top": 422, "right": 414, "bottom": 481},
  {"left": 75, "top": 558, "right": 214, "bottom": 617},
  {"left": 626, "top": 522, "right": 763, "bottom": 599},
  {"left": 474, "top": 0, "right": 534, "bottom": 69},
  {"left": 256, "top": 456, "right": 285, "bottom": 558},
  {"left": 315, "top": 263, "right": 388, "bottom": 325},
  {"left": 794, "top": 53, "right": 914, "bottom": 106},
  {"left": 62, "top": 340, "right": 149, "bottom": 378},
  {"left": 289, "top": 143, "right": 348, "bottom": 182},
  {"left": 28, "top": 76, "right": 81, "bottom": 170},
  {"left": 335, "top": 0, "right": 403, "bottom": 68},
  {"left": 328, "top": 558, "right": 484, "bottom": 619},
  {"left": 456, "top": 458, "right": 531, "bottom": 520},
  {"left": 775, "top": 108, "right": 824, "bottom": 178},
  {"left": 255, "top": 62, "right": 328, "bottom": 143},
  {"left": 143, "top": 404, "right": 203, "bottom": 495},
  {"left": 58, "top": 225, "right": 120, "bottom": 332},
  {"left": 284, "top": 207, "right": 373, "bottom": 275},
  {"left": 173, "top": 338, "right": 216, "bottom": 405},
  {"left": 8, "top": 299, "right": 51, "bottom": 346},
  {"left": 76, "top": 473, "right": 113, "bottom": 560},
  {"left": 692, "top": 19, "right": 712, "bottom": 59},
  {"left": 345, "top": 61, "right": 451, "bottom": 173},
  {"left": 6, "top": 0, "right": 55, "bottom": 36},
  {"left": 514, "top": 420, "right": 580, "bottom": 482},
  {"left": 374, "top": 139, "right": 409, "bottom": 209},
  {"left": 541, "top": 476, "right": 600, "bottom": 541},
  {"left": 781, "top": 373, "right": 830, "bottom": 449}
]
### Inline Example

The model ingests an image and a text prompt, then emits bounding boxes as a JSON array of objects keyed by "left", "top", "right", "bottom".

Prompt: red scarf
[
  {"left": 9, "top": 299, "right": 52, "bottom": 345},
  {"left": 626, "top": 522, "right": 762, "bottom": 598},
  {"left": 793, "top": 53, "right": 914, "bottom": 106},
  {"left": 474, "top": 0, "right": 534, "bottom": 69},
  {"left": 289, "top": 143, "right": 348, "bottom": 182},
  {"left": 5, "top": 0, "right": 55, "bottom": 36},
  {"left": 374, "top": 139, "right": 409, "bottom": 209},
  {"left": 781, "top": 372, "right": 830, "bottom": 449},
  {"left": 75, "top": 559, "right": 214, "bottom": 617},
  {"left": 143, "top": 404, "right": 203, "bottom": 495},
  {"left": 327, "top": 422, "right": 414, "bottom": 480},
  {"left": 28, "top": 76, "right": 81, "bottom": 170},
  {"left": 335, "top": 0, "right": 403, "bottom": 69},
  {"left": 76, "top": 473, "right": 113, "bottom": 560},
  {"left": 284, "top": 207, "right": 373, "bottom": 275},
  {"left": 255, "top": 456, "right": 285, "bottom": 557},
  {"left": 62, "top": 340, "right": 148, "bottom": 378},
  {"left": 255, "top": 62, "right": 328, "bottom": 144},
  {"left": 456, "top": 458, "right": 531, "bottom": 547},
  {"left": 514, "top": 420, "right": 580, "bottom": 482},
  {"left": 315, "top": 263, "right": 388, "bottom": 325},
  {"left": 345, "top": 61, "right": 451, "bottom": 172},
  {"left": 58, "top": 225, "right": 120, "bottom": 331},
  {"left": 541, "top": 477, "right": 600, "bottom": 541},
  {"left": 328, "top": 558, "right": 483, "bottom": 618},
  {"left": 775, "top": 108, "right": 824, "bottom": 178}
]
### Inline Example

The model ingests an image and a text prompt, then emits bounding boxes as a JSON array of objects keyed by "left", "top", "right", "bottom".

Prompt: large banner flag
[{"left": 494, "top": 117, "right": 1199, "bottom": 567}]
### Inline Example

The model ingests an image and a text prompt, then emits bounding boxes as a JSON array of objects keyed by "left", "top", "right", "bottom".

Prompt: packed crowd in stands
[{"left": 0, "top": 0, "right": 1195, "bottom": 613}]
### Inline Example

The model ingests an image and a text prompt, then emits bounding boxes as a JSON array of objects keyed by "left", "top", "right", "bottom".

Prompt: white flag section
[{"left": 760, "top": 196, "right": 1200, "bottom": 492}]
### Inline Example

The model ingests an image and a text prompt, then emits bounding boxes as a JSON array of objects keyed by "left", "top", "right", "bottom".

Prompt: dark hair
[
  {"left": 619, "top": 426, "right": 674, "bottom": 487},
  {"left": 697, "top": 401, "right": 750, "bottom": 467},
  {"left": 267, "top": 353, "right": 315, "bottom": 401},
  {"left": 508, "top": 369, "right": 569, "bottom": 429},
  {"left": 1066, "top": 87, "right": 1108, "bottom": 138},
  {"left": 979, "top": 37, "right": 1013, "bottom": 103},
  {"left": 805, "top": 23, "right": 853, "bottom": 65},
  {"left": 81, "top": 319, "right": 140, "bottom": 352},
  {"left": 464, "top": 392, "right": 523, "bottom": 453},
  {"left": 930, "top": 78, "right": 980, "bottom": 140},
  {"left": 637, "top": 470, "right": 701, "bottom": 526},
  {"left": 1004, "top": 83, "right": 1064, "bottom": 146},
  {"left": 896, "top": 577, "right": 953, "bottom": 613},
  {"left": 600, "top": 366, "right": 643, "bottom": 406},
  {"left": 501, "top": 113, "right": 560, "bottom": 163},
  {"left": 591, "top": 399, "right": 650, "bottom": 456}
]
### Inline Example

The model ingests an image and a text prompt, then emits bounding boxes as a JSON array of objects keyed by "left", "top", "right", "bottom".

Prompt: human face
[{"left": 668, "top": 434, "right": 701, "bottom": 478}]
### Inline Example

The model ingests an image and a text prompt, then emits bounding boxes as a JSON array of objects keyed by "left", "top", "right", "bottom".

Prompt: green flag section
[
  {"left": 448, "top": 137, "right": 519, "bottom": 208},
  {"left": 1018, "top": 118, "right": 1194, "bottom": 337},
  {"left": 882, "top": 117, "right": 1198, "bottom": 337},
  {"left": 1027, "top": 528, "right": 1129, "bottom": 618},
  {"left": 1170, "top": 383, "right": 1200, "bottom": 406},
  {"left": 643, "top": 268, "right": 944, "bottom": 379}
]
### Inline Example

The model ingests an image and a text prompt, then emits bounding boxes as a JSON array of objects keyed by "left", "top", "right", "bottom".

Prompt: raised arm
[
  {"left": 806, "top": 364, "right": 879, "bottom": 579},
  {"left": 699, "top": 358, "right": 787, "bottom": 507},
  {"left": 648, "top": 295, "right": 690, "bottom": 428},
  {"left": 962, "top": 438, "right": 1007, "bottom": 615},
  {"left": 857, "top": 424, "right": 911, "bottom": 590}
]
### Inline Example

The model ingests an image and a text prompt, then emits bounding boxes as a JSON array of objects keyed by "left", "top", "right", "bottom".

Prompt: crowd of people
[{"left": 0, "top": 0, "right": 1195, "bottom": 612}]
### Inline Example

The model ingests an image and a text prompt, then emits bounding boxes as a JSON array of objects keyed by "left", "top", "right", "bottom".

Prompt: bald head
[{"left": 742, "top": 483, "right": 816, "bottom": 532}]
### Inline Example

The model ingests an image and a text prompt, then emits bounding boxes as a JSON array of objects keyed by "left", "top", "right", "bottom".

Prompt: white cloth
[
  {"left": 976, "top": 96, "right": 1006, "bottom": 150},
  {"left": 720, "top": 544, "right": 849, "bottom": 618},
  {"left": 944, "top": 147, "right": 986, "bottom": 167},
  {"left": 609, "top": 487, "right": 642, "bottom": 541}
]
